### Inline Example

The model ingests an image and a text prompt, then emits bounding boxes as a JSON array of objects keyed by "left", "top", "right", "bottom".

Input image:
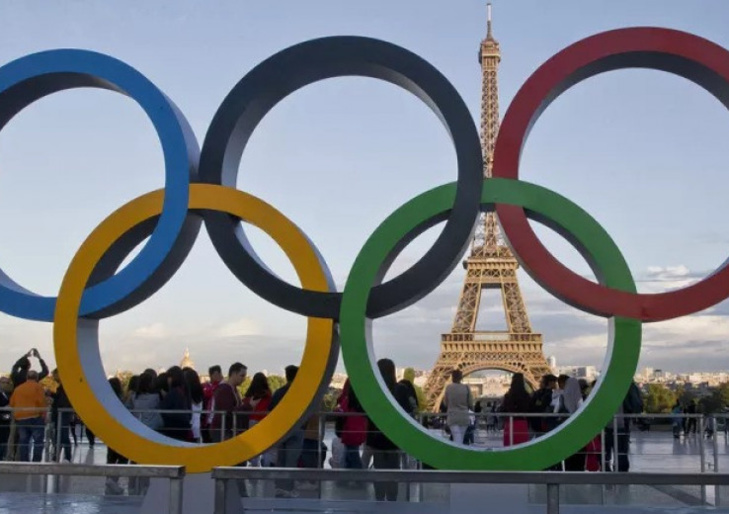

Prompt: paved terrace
[{"left": 1, "top": 430, "right": 728, "bottom": 513}]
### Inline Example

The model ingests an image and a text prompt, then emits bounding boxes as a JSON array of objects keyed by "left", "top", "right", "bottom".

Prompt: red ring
[{"left": 493, "top": 27, "right": 729, "bottom": 322}]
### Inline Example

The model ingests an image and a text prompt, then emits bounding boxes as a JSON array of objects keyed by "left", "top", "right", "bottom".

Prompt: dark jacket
[
  {"left": 529, "top": 388, "right": 554, "bottom": 432},
  {"left": 211, "top": 382, "right": 249, "bottom": 434},
  {"left": 0, "top": 390, "right": 10, "bottom": 425},
  {"left": 269, "top": 383, "right": 307, "bottom": 431},
  {"left": 269, "top": 383, "right": 290, "bottom": 411},
  {"left": 11, "top": 357, "right": 49, "bottom": 387},
  {"left": 160, "top": 386, "right": 191, "bottom": 440},
  {"left": 366, "top": 383, "right": 411, "bottom": 451},
  {"left": 51, "top": 384, "right": 73, "bottom": 425}
]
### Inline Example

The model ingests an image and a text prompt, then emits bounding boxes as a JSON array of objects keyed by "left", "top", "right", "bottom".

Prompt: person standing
[
  {"left": 160, "top": 366, "right": 192, "bottom": 441},
  {"left": 105, "top": 377, "right": 129, "bottom": 495},
  {"left": 11, "top": 349, "right": 49, "bottom": 388},
  {"left": 300, "top": 401, "right": 325, "bottom": 474},
  {"left": 0, "top": 376, "right": 13, "bottom": 460},
  {"left": 529, "top": 374, "right": 558, "bottom": 436},
  {"left": 366, "top": 358, "right": 412, "bottom": 501},
  {"left": 183, "top": 368, "right": 204, "bottom": 443},
  {"left": 686, "top": 401, "right": 698, "bottom": 435},
  {"left": 604, "top": 380, "right": 642, "bottom": 472},
  {"left": 501, "top": 373, "right": 531, "bottom": 447},
  {"left": 210, "top": 363, "right": 248, "bottom": 442},
  {"left": 9, "top": 371, "right": 46, "bottom": 462},
  {"left": 202, "top": 365, "right": 223, "bottom": 443},
  {"left": 242, "top": 372, "right": 273, "bottom": 466},
  {"left": 559, "top": 376, "right": 584, "bottom": 470},
  {"left": 335, "top": 379, "right": 367, "bottom": 470},
  {"left": 269, "top": 365, "right": 303, "bottom": 498},
  {"left": 671, "top": 400, "right": 683, "bottom": 439},
  {"left": 50, "top": 369, "right": 73, "bottom": 463},
  {"left": 443, "top": 369, "right": 473, "bottom": 445}
]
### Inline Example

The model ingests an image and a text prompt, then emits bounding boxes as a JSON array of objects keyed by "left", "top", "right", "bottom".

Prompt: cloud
[
  {"left": 132, "top": 322, "right": 170, "bottom": 339},
  {"left": 637, "top": 264, "right": 704, "bottom": 293},
  {"left": 214, "top": 317, "right": 263, "bottom": 338},
  {"left": 5, "top": 261, "right": 728, "bottom": 377},
  {"left": 644, "top": 265, "right": 692, "bottom": 279}
]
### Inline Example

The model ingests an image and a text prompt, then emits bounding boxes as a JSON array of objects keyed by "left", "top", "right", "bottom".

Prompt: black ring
[{"left": 199, "top": 36, "right": 482, "bottom": 319}]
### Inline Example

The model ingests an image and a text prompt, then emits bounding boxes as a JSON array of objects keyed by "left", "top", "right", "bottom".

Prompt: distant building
[
  {"left": 547, "top": 356, "right": 557, "bottom": 371},
  {"left": 180, "top": 348, "right": 195, "bottom": 370},
  {"left": 556, "top": 365, "right": 598, "bottom": 381}
]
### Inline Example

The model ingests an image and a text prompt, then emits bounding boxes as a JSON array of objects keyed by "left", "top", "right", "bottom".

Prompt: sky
[{"left": 0, "top": 0, "right": 729, "bottom": 376}]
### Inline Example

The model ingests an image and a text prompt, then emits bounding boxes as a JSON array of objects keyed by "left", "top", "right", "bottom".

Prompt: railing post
[
  {"left": 509, "top": 415, "right": 514, "bottom": 446},
  {"left": 612, "top": 416, "right": 619, "bottom": 472},
  {"left": 546, "top": 483, "right": 560, "bottom": 514},
  {"left": 699, "top": 416, "right": 706, "bottom": 504},
  {"left": 56, "top": 413, "right": 62, "bottom": 462},
  {"left": 713, "top": 416, "right": 721, "bottom": 506},
  {"left": 221, "top": 412, "right": 226, "bottom": 442},
  {"left": 214, "top": 476, "right": 228, "bottom": 514},
  {"left": 317, "top": 412, "right": 324, "bottom": 499},
  {"left": 600, "top": 429, "right": 606, "bottom": 472},
  {"left": 169, "top": 475, "right": 184, "bottom": 514}
]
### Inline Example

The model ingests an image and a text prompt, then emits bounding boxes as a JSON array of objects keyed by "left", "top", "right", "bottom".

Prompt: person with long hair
[
  {"left": 124, "top": 375, "right": 139, "bottom": 408},
  {"left": 367, "top": 358, "right": 411, "bottom": 501},
  {"left": 243, "top": 372, "right": 273, "bottom": 465},
  {"left": 183, "top": 368, "right": 204, "bottom": 443},
  {"left": 335, "top": 379, "right": 367, "bottom": 471},
  {"left": 155, "top": 372, "right": 169, "bottom": 399},
  {"left": 501, "top": 373, "right": 531, "bottom": 446},
  {"left": 160, "top": 366, "right": 192, "bottom": 441},
  {"left": 131, "top": 370, "right": 163, "bottom": 432}
]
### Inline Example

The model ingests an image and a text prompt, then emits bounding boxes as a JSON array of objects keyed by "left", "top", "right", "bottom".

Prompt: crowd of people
[
  {"left": 0, "top": 347, "right": 664, "bottom": 499},
  {"left": 440, "top": 371, "right": 644, "bottom": 472},
  {"left": 0, "top": 349, "right": 335, "bottom": 497}
]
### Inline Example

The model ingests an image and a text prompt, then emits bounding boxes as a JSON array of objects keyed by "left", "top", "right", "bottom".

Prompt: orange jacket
[{"left": 9, "top": 380, "right": 47, "bottom": 420}]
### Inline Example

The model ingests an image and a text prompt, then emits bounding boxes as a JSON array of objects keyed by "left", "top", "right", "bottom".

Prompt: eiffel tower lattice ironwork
[{"left": 423, "top": 4, "right": 552, "bottom": 411}]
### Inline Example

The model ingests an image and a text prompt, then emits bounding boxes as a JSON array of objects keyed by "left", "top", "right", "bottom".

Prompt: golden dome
[{"left": 180, "top": 348, "right": 195, "bottom": 369}]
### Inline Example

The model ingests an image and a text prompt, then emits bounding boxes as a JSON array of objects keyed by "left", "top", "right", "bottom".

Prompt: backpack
[{"left": 622, "top": 382, "right": 643, "bottom": 414}]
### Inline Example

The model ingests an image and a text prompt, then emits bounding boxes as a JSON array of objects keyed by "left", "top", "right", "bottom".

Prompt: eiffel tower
[{"left": 423, "top": 4, "right": 552, "bottom": 411}]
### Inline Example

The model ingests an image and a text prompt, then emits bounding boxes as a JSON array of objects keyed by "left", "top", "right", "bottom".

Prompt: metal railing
[
  {"left": 210, "top": 467, "right": 729, "bottom": 514},
  {"left": 4, "top": 407, "right": 728, "bottom": 471},
  {"left": 0, "top": 462, "right": 185, "bottom": 514}
]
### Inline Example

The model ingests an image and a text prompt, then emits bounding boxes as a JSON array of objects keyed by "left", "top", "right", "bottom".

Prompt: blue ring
[{"left": 0, "top": 49, "right": 198, "bottom": 321}]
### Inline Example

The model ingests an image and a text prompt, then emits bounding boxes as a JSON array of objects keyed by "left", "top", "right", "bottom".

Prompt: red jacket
[
  {"left": 202, "top": 380, "right": 221, "bottom": 427},
  {"left": 211, "top": 383, "right": 248, "bottom": 433},
  {"left": 243, "top": 392, "right": 272, "bottom": 422}
]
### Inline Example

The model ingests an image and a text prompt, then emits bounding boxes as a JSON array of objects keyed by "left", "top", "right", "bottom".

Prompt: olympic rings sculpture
[{"left": 0, "top": 27, "right": 726, "bottom": 473}]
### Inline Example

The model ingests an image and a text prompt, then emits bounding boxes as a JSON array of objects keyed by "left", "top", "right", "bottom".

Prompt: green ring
[{"left": 340, "top": 178, "right": 642, "bottom": 470}]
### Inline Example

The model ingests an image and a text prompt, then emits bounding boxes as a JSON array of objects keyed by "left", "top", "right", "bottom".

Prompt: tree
[
  {"left": 644, "top": 384, "right": 676, "bottom": 414},
  {"left": 699, "top": 390, "right": 723, "bottom": 415},
  {"left": 267, "top": 375, "right": 287, "bottom": 392},
  {"left": 717, "top": 382, "right": 729, "bottom": 410},
  {"left": 403, "top": 368, "right": 416, "bottom": 384},
  {"left": 236, "top": 374, "right": 286, "bottom": 398},
  {"left": 322, "top": 387, "right": 342, "bottom": 411},
  {"left": 116, "top": 370, "right": 135, "bottom": 393},
  {"left": 675, "top": 384, "right": 696, "bottom": 406},
  {"left": 413, "top": 384, "right": 426, "bottom": 412},
  {"left": 237, "top": 376, "right": 251, "bottom": 397}
]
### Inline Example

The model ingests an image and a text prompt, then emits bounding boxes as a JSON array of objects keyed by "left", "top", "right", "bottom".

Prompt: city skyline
[{"left": 1, "top": 1, "right": 729, "bottom": 377}]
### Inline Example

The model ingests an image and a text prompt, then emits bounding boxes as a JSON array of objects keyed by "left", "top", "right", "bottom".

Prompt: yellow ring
[{"left": 54, "top": 184, "right": 335, "bottom": 473}]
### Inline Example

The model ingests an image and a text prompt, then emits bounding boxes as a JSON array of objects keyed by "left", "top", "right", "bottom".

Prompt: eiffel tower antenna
[
  {"left": 424, "top": 3, "right": 552, "bottom": 410},
  {"left": 487, "top": 2, "right": 493, "bottom": 40}
]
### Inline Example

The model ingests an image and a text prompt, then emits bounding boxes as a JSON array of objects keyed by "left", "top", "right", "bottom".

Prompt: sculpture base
[{"left": 140, "top": 472, "right": 243, "bottom": 514}]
